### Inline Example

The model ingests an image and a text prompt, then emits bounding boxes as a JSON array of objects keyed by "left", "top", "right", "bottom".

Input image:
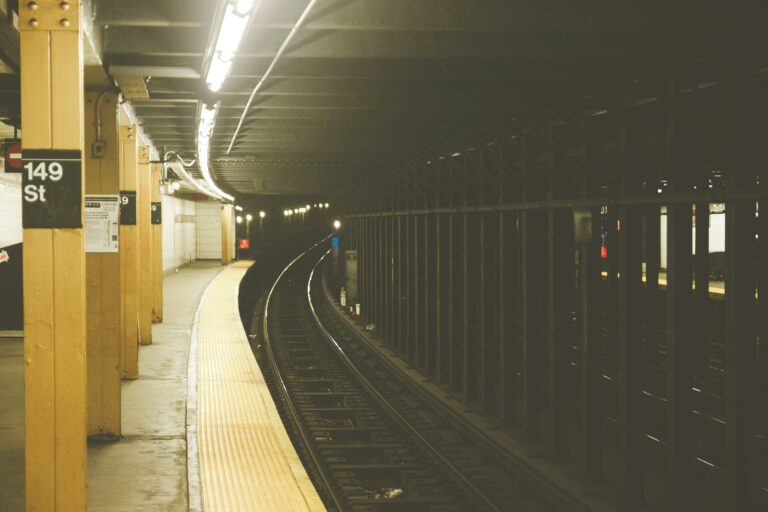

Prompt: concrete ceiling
[{"left": 1, "top": 1, "right": 766, "bottom": 200}]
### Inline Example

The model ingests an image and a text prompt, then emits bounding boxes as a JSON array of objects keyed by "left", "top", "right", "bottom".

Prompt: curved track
[{"left": 259, "top": 240, "right": 553, "bottom": 512}]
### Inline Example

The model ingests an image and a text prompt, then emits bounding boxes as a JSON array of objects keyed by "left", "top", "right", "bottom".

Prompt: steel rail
[
  {"left": 261, "top": 234, "right": 345, "bottom": 511},
  {"left": 307, "top": 251, "right": 503, "bottom": 512}
]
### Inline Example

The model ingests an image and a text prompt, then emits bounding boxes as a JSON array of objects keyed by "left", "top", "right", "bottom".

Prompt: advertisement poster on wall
[{"left": 0, "top": 170, "right": 23, "bottom": 330}]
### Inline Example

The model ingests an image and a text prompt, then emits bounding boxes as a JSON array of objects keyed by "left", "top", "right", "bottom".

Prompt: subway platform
[{"left": 0, "top": 261, "right": 323, "bottom": 511}]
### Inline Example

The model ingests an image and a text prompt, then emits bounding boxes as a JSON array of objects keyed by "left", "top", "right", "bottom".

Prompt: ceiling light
[
  {"left": 259, "top": 211, "right": 266, "bottom": 218},
  {"left": 235, "top": 205, "right": 243, "bottom": 211},
  {"left": 205, "top": 1, "right": 259, "bottom": 93},
  {"left": 333, "top": 220, "right": 341, "bottom": 230},
  {"left": 236, "top": 215, "right": 243, "bottom": 224},
  {"left": 197, "top": 102, "right": 234, "bottom": 202},
  {"left": 246, "top": 214, "right": 253, "bottom": 221}
]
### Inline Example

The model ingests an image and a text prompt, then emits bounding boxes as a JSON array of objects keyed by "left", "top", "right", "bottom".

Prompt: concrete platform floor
[{"left": 0, "top": 262, "right": 224, "bottom": 511}]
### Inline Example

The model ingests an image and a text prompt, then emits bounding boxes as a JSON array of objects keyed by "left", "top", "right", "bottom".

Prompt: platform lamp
[
  {"left": 245, "top": 213, "right": 253, "bottom": 243},
  {"left": 258, "top": 211, "right": 266, "bottom": 246}
]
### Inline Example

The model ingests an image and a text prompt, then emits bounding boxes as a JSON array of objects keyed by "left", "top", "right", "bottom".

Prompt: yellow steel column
[
  {"left": 20, "top": 0, "right": 87, "bottom": 509},
  {"left": 151, "top": 162, "right": 163, "bottom": 322},
  {"left": 119, "top": 125, "right": 139, "bottom": 379},
  {"left": 84, "top": 91, "right": 121, "bottom": 437},
  {"left": 221, "top": 205, "right": 227, "bottom": 264},
  {"left": 221, "top": 204, "right": 233, "bottom": 264},
  {"left": 138, "top": 145, "right": 152, "bottom": 344}
]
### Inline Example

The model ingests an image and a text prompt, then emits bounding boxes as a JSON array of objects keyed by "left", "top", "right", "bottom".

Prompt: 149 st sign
[{"left": 22, "top": 149, "right": 82, "bottom": 229}]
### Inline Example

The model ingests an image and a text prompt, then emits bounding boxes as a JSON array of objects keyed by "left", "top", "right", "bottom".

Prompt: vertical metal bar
[
  {"left": 665, "top": 201, "right": 694, "bottom": 510},
  {"left": 374, "top": 216, "right": 381, "bottom": 330},
  {"left": 581, "top": 207, "right": 603, "bottom": 480},
  {"left": 724, "top": 86, "right": 757, "bottom": 506},
  {"left": 448, "top": 213, "right": 458, "bottom": 388},
  {"left": 759, "top": 199, "right": 768, "bottom": 423},
  {"left": 435, "top": 214, "right": 443, "bottom": 379},
  {"left": 694, "top": 201, "right": 709, "bottom": 375},
  {"left": 422, "top": 214, "right": 430, "bottom": 370},
  {"left": 404, "top": 215, "right": 416, "bottom": 359},
  {"left": 397, "top": 216, "right": 405, "bottom": 353},
  {"left": 645, "top": 205, "right": 661, "bottom": 364},
  {"left": 616, "top": 122, "right": 644, "bottom": 503},
  {"left": 414, "top": 214, "right": 422, "bottom": 365},
  {"left": 480, "top": 212, "right": 497, "bottom": 411},
  {"left": 618, "top": 204, "right": 643, "bottom": 502},
  {"left": 450, "top": 212, "right": 465, "bottom": 390},
  {"left": 665, "top": 92, "right": 694, "bottom": 509},
  {"left": 426, "top": 214, "right": 437, "bottom": 375},
  {"left": 500, "top": 211, "right": 517, "bottom": 425},
  {"left": 725, "top": 199, "right": 757, "bottom": 505},
  {"left": 388, "top": 215, "right": 395, "bottom": 342},
  {"left": 463, "top": 213, "right": 474, "bottom": 400},
  {"left": 522, "top": 209, "right": 542, "bottom": 442},
  {"left": 549, "top": 207, "right": 572, "bottom": 458}
]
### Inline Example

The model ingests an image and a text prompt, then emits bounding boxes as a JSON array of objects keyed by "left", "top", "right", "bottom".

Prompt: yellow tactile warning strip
[{"left": 196, "top": 261, "right": 326, "bottom": 511}]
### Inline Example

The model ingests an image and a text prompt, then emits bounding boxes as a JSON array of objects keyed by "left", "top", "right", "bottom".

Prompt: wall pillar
[
  {"left": 119, "top": 125, "right": 139, "bottom": 379},
  {"left": 84, "top": 90, "right": 121, "bottom": 437},
  {"left": 20, "top": 0, "right": 87, "bottom": 507}
]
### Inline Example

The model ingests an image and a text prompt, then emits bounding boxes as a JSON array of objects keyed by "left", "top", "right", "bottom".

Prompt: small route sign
[{"left": 4, "top": 140, "right": 22, "bottom": 173}]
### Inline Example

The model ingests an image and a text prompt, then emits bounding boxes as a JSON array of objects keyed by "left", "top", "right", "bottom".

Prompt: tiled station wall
[
  {"left": 195, "top": 199, "right": 222, "bottom": 260},
  {"left": 162, "top": 194, "right": 197, "bottom": 273}
]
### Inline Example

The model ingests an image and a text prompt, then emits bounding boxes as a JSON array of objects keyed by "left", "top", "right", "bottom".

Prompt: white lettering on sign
[
  {"left": 23, "top": 161, "right": 63, "bottom": 203},
  {"left": 24, "top": 184, "right": 47, "bottom": 202}
]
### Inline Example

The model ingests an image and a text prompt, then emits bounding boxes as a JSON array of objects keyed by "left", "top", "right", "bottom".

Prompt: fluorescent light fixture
[
  {"left": 259, "top": 211, "right": 266, "bottom": 218},
  {"left": 325, "top": 203, "right": 329, "bottom": 208},
  {"left": 205, "top": 0, "right": 259, "bottom": 92},
  {"left": 235, "top": 205, "right": 243, "bottom": 211},
  {"left": 333, "top": 220, "right": 341, "bottom": 230},
  {"left": 246, "top": 214, "right": 253, "bottom": 221},
  {"left": 236, "top": 215, "right": 243, "bottom": 224},
  {"left": 197, "top": 102, "right": 234, "bottom": 202}
]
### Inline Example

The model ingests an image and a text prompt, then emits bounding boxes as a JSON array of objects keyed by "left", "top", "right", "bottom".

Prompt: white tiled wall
[
  {"left": 195, "top": 199, "right": 222, "bottom": 260},
  {"left": 0, "top": 173, "right": 22, "bottom": 249},
  {"left": 161, "top": 194, "right": 197, "bottom": 273}
]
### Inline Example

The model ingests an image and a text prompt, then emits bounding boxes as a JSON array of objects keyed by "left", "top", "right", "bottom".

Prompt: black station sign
[
  {"left": 119, "top": 191, "right": 137, "bottom": 225},
  {"left": 22, "top": 149, "right": 82, "bottom": 229},
  {"left": 151, "top": 202, "right": 162, "bottom": 224}
]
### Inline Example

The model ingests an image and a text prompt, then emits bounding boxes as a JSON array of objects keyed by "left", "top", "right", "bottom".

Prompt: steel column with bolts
[
  {"left": 119, "top": 124, "right": 140, "bottom": 379},
  {"left": 84, "top": 90, "right": 122, "bottom": 438},
  {"left": 20, "top": 0, "right": 87, "bottom": 508},
  {"left": 151, "top": 162, "right": 163, "bottom": 322},
  {"left": 138, "top": 145, "right": 153, "bottom": 344}
]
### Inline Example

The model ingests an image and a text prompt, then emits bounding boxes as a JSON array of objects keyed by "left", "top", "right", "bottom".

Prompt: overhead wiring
[{"left": 225, "top": 0, "right": 319, "bottom": 154}]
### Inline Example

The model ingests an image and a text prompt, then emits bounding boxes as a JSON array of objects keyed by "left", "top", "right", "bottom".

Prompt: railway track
[{"left": 256, "top": 240, "right": 553, "bottom": 512}]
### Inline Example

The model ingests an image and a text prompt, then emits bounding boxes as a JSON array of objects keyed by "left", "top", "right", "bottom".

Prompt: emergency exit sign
[{"left": 22, "top": 149, "right": 82, "bottom": 229}]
